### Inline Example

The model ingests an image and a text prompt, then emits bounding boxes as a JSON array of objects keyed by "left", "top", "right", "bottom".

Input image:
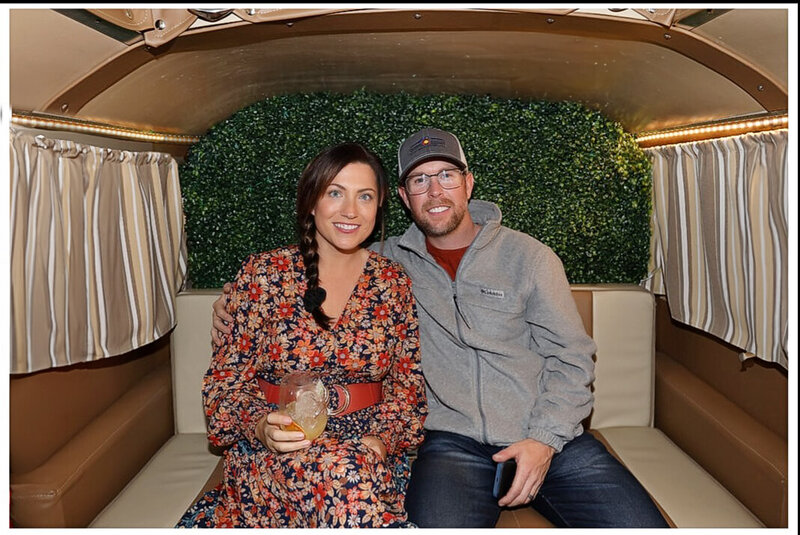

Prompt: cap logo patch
[{"left": 410, "top": 136, "right": 445, "bottom": 155}]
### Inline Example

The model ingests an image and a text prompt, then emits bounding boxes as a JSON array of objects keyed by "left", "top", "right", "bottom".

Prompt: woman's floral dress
[{"left": 177, "top": 246, "right": 427, "bottom": 528}]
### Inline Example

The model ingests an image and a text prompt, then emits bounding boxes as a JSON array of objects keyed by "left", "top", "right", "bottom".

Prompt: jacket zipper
[
  {"left": 405, "top": 236, "right": 490, "bottom": 443},
  {"left": 453, "top": 291, "right": 471, "bottom": 328},
  {"left": 452, "top": 251, "right": 489, "bottom": 444}
]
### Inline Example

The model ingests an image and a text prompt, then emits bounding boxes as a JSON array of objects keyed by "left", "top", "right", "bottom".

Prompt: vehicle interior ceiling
[{"left": 7, "top": 7, "right": 790, "bottom": 160}]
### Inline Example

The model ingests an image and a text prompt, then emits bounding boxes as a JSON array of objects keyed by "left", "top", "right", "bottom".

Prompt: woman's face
[{"left": 312, "top": 162, "right": 380, "bottom": 256}]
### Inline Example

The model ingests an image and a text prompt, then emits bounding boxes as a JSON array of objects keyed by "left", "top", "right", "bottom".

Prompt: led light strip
[
  {"left": 11, "top": 112, "right": 201, "bottom": 145},
  {"left": 636, "top": 114, "right": 788, "bottom": 147},
  {"left": 12, "top": 112, "right": 787, "bottom": 148}
]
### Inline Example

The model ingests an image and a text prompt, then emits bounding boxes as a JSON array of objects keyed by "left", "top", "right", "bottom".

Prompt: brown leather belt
[{"left": 257, "top": 377, "right": 383, "bottom": 417}]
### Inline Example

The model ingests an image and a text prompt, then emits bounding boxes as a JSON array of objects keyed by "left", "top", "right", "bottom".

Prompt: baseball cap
[{"left": 397, "top": 128, "right": 468, "bottom": 182}]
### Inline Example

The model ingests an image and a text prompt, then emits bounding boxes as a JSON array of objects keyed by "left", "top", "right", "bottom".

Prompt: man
[{"left": 212, "top": 128, "right": 668, "bottom": 527}]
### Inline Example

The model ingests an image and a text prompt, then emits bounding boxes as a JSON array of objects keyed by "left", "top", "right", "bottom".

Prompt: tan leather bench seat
[
  {"left": 91, "top": 286, "right": 763, "bottom": 528},
  {"left": 10, "top": 342, "right": 174, "bottom": 528},
  {"left": 90, "top": 433, "right": 219, "bottom": 528}
]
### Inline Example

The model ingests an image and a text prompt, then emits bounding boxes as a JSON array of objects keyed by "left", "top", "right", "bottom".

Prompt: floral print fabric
[{"left": 177, "top": 246, "right": 426, "bottom": 528}]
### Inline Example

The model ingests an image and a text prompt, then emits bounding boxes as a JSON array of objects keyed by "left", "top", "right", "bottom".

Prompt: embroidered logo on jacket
[{"left": 480, "top": 288, "right": 505, "bottom": 299}]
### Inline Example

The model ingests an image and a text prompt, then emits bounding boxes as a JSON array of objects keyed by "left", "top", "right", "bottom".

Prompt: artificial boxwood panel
[{"left": 180, "top": 90, "right": 651, "bottom": 288}]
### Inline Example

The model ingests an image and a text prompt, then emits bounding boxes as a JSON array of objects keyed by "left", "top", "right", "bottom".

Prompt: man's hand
[
  {"left": 211, "top": 282, "right": 234, "bottom": 345},
  {"left": 492, "top": 438, "right": 555, "bottom": 507}
]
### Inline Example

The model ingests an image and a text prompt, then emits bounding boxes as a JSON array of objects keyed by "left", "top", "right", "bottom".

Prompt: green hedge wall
[{"left": 180, "top": 89, "right": 652, "bottom": 288}]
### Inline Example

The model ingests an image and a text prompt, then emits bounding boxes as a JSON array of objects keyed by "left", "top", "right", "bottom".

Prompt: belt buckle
[{"left": 327, "top": 384, "right": 351, "bottom": 416}]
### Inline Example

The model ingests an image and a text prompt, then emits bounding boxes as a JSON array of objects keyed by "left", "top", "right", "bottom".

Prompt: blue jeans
[{"left": 404, "top": 430, "right": 669, "bottom": 528}]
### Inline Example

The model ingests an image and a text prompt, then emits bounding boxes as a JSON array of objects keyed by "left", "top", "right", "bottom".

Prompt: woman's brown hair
[{"left": 296, "top": 142, "right": 388, "bottom": 329}]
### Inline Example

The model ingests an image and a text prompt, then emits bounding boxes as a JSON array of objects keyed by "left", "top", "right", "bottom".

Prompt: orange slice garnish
[{"left": 282, "top": 421, "right": 306, "bottom": 435}]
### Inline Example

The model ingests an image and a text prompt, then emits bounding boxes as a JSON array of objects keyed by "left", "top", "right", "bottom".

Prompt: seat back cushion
[
  {"left": 173, "top": 285, "right": 655, "bottom": 434},
  {"left": 576, "top": 284, "right": 655, "bottom": 429},
  {"left": 172, "top": 290, "right": 221, "bottom": 434}
]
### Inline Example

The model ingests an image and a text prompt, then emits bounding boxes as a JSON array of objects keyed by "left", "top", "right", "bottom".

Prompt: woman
[{"left": 178, "top": 143, "right": 427, "bottom": 528}]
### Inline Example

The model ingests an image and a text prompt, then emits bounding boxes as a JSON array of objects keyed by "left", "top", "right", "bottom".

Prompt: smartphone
[{"left": 492, "top": 459, "right": 517, "bottom": 498}]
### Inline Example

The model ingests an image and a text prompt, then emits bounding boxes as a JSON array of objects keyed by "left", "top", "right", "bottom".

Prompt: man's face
[{"left": 398, "top": 159, "right": 474, "bottom": 238}]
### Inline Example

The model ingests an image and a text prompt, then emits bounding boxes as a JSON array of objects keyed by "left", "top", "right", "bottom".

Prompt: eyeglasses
[{"left": 403, "top": 167, "right": 465, "bottom": 195}]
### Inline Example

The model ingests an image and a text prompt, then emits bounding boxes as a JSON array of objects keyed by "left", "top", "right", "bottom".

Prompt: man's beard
[{"left": 413, "top": 201, "right": 467, "bottom": 238}]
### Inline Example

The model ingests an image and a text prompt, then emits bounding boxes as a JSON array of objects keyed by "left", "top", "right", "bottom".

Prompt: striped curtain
[
  {"left": 10, "top": 128, "right": 188, "bottom": 374},
  {"left": 643, "top": 129, "right": 788, "bottom": 368}
]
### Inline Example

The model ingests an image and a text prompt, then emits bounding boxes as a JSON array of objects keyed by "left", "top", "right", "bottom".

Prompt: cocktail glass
[{"left": 278, "top": 371, "right": 328, "bottom": 440}]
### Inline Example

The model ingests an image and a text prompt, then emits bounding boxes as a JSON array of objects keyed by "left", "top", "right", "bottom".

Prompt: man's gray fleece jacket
[{"left": 379, "top": 200, "right": 597, "bottom": 452}]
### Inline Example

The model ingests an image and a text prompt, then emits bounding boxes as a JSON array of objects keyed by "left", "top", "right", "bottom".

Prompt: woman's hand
[
  {"left": 255, "top": 411, "right": 311, "bottom": 453},
  {"left": 361, "top": 435, "right": 387, "bottom": 461}
]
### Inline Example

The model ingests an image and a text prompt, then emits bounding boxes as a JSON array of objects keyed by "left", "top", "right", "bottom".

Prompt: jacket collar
[{"left": 398, "top": 199, "right": 503, "bottom": 256}]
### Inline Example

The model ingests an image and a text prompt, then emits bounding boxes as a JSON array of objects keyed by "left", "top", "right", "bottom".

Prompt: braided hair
[{"left": 295, "top": 142, "right": 388, "bottom": 329}]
